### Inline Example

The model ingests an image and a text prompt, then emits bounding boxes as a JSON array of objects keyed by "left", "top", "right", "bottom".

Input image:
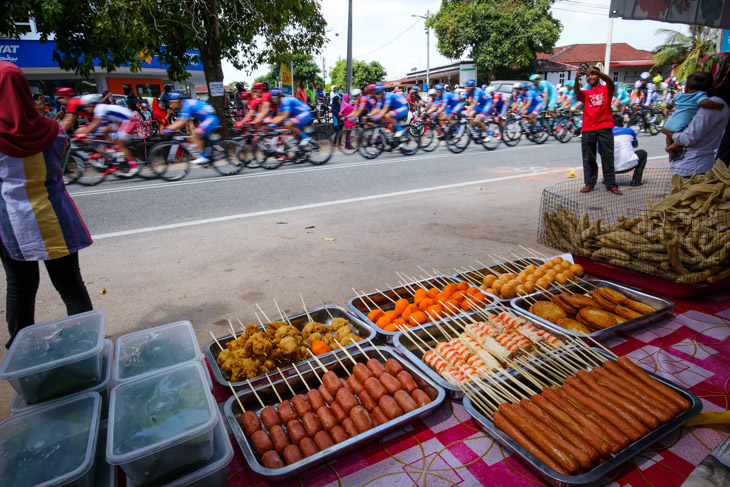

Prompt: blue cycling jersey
[
  {"left": 277, "top": 96, "right": 311, "bottom": 117},
  {"left": 533, "top": 80, "right": 557, "bottom": 100},
  {"left": 471, "top": 88, "right": 489, "bottom": 108},
  {"left": 615, "top": 88, "right": 630, "bottom": 104},
  {"left": 522, "top": 90, "right": 541, "bottom": 110},
  {"left": 377, "top": 92, "right": 407, "bottom": 110},
  {"left": 179, "top": 99, "right": 216, "bottom": 121},
  {"left": 444, "top": 92, "right": 461, "bottom": 108}
]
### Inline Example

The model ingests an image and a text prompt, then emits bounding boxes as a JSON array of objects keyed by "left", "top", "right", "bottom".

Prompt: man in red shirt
[{"left": 574, "top": 65, "right": 621, "bottom": 195}]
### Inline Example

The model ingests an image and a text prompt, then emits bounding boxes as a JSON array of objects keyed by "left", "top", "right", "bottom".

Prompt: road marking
[
  {"left": 68, "top": 144, "right": 556, "bottom": 197},
  {"left": 92, "top": 167, "right": 570, "bottom": 239}
]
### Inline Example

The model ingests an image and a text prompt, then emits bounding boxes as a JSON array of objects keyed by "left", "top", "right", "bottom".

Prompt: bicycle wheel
[
  {"left": 74, "top": 154, "right": 107, "bottom": 187},
  {"left": 307, "top": 134, "right": 334, "bottom": 165},
  {"left": 358, "top": 128, "right": 385, "bottom": 159},
  {"left": 398, "top": 132, "right": 420, "bottom": 156},
  {"left": 63, "top": 152, "right": 84, "bottom": 185},
  {"left": 211, "top": 140, "right": 244, "bottom": 175},
  {"left": 480, "top": 122, "right": 501, "bottom": 151},
  {"left": 419, "top": 123, "right": 440, "bottom": 152},
  {"left": 445, "top": 123, "right": 470, "bottom": 153},
  {"left": 532, "top": 128, "right": 549, "bottom": 144},
  {"left": 148, "top": 141, "right": 191, "bottom": 181},
  {"left": 407, "top": 121, "right": 425, "bottom": 137},
  {"left": 501, "top": 119, "right": 521, "bottom": 147},
  {"left": 340, "top": 127, "right": 360, "bottom": 156}
]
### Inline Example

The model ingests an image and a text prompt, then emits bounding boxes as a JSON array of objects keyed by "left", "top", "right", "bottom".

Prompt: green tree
[
  {"left": 254, "top": 64, "right": 281, "bottom": 87},
  {"left": 1, "top": 0, "right": 327, "bottom": 133},
  {"left": 652, "top": 26, "right": 719, "bottom": 81},
  {"left": 292, "top": 54, "right": 324, "bottom": 86},
  {"left": 329, "top": 60, "right": 387, "bottom": 89},
  {"left": 427, "top": 0, "right": 561, "bottom": 81}
]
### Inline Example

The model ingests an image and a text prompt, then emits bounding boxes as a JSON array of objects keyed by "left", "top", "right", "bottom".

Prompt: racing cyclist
[
  {"left": 266, "top": 87, "right": 314, "bottom": 147},
  {"left": 370, "top": 82, "right": 409, "bottom": 139},
  {"left": 612, "top": 83, "right": 631, "bottom": 110},
  {"left": 516, "top": 82, "right": 542, "bottom": 129},
  {"left": 464, "top": 79, "right": 491, "bottom": 139},
  {"left": 529, "top": 74, "right": 558, "bottom": 117},
  {"left": 56, "top": 87, "right": 94, "bottom": 134},
  {"left": 349, "top": 84, "right": 377, "bottom": 123},
  {"left": 163, "top": 91, "right": 220, "bottom": 164}
]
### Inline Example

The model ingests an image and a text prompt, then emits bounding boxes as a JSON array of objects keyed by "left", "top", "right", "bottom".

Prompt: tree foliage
[
  {"left": 652, "top": 26, "right": 718, "bottom": 81},
  {"left": 292, "top": 54, "right": 323, "bottom": 86},
  {"left": 254, "top": 64, "right": 281, "bottom": 87},
  {"left": 427, "top": 0, "right": 561, "bottom": 80},
  {"left": 329, "top": 60, "right": 387, "bottom": 89}
]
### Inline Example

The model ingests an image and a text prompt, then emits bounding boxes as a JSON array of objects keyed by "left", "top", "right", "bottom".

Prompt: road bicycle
[
  {"left": 501, "top": 112, "right": 549, "bottom": 146},
  {"left": 253, "top": 126, "right": 334, "bottom": 170},
  {"left": 622, "top": 105, "right": 662, "bottom": 135},
  {"left": 147, "top": 134, "right": 242, "bottom": 181},
  {"left": 358, "top": 119, "right": 420, "bottom": 159},
  {"left": 66, "top": 136, "right": 163, "bottom": 186}
]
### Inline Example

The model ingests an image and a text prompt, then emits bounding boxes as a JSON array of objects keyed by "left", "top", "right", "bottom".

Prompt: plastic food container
[
  {"left": 0, "top": 310, "right": 106, "bottom": 404},
  {"left": 10, "top": 339, "right": 113, "bottom": 417},
  {"left": 126, "top": 410, "right": 233, "bottom": 487},
  {"left": 0, "top": 391, "right": 102, "bottom": 487},
  {"left": 96, "top": 420, "right": 117, "bottom": 487},
  {"left": 107, "top": 362, "right": 219, "bottom": 484}
]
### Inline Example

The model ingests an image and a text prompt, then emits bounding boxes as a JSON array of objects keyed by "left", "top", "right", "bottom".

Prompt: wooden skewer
[
  {"left": 328, "top": 348, "right": 352, "bottom": 377},
  {"left": 511, "top": 355, "right": 561, "bottom": 387},
  {"left": 299, "top": 293, "right": 312, "bottom": 322},
  {"left": 574, "top": 335, "right": 618, "bottom": 360},
  {"left": 350, "top": 338, "right": 371, "bottom": 360},
  {"left": 358, "top": 289, "right": 383, "bottom": 312},
  {"left": 318, "top": 301, "right": 335, "bottom": 320},
  {"left": 334, "top": 339, "right": 358, "bottom": 367},
  {"left": 265, "top": 374, "right": 283, "bottom": 403},
  {"left": 394, "top": 272, "right": 418, "bottom": 294},
  {"left": 253, "top": 312, "right": 265, "bottom": 328},
  {"left": 255, "top": 303, "right": 272, "bottom": 324},
  {"left": 374, "top": 287, "right": 397, "bottom": 304},
  {"left": 293, "top": 362, "right": 316, "bottom": 388},
  {"left": 352, "top": 288, "right": 373, "bottom": 312},
  {"left": 209, "top": 331, "right": 224, "bottom": 350},
  {"left": 366, "top": 339, "right": 388, "bottom": 361},
  {"left": 466, "top": 264, "right": 488, "bottom": 279},
  {"left": 273, "top": 299, "right": 292, "bottom": 326},
  {"left": 228, "top": 382, "right": 246, "bottom": 413},
  {"left": 277, "top": 367, "right": 297, "bottom": 397},
  {"left": 307, "top": 348, "right": 330, "bottom": 373},
  {"left": 246, "top": 378, "right": 266, "bottom": 409},
  {"left": 237, "top": 318, "right": 248, "bottom": 334},
  {"left": 228, "top": 319, "right": 238, "bottom": 338}
]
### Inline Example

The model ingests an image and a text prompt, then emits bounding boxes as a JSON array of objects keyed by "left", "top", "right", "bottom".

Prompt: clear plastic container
[
  {"left": 0, "top": 310, "right": 106, "bottom": 404},
  {"left": 96, "top": 420, "right": 117, "bottom": 487},
  {"left": 10, "top": 339, "right": 113, "bottom": 417},
  {"left": 107, "top": 362, "right": 218, "bottom": 484},
  {"left": 113, "top": 321, "right": 201, "bottom": 384},
  {"left": 126, "top": 410, "right": 233, "bottom": 487},
  {"left": 0, "top": 392, "right": 102, "bottom": 487}
]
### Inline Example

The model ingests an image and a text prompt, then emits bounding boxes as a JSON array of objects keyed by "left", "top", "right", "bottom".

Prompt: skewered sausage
[
  {"left": 394, "top": 389, "right": 418, "bottom": 414},
  {"left": 346, "top": 375, "right": 365, "bottom": 395},
  {"left": 314, "top": 430, "right": 335, "bottom": 450},
  {"left": 616, "top": 356, "right": 691, "bottom": 410},
  {"left": 307, "top": 389, "right": 326, "bottom": 412},
  {"left": 316, "top": 405, "right": 338, "bottom": 431},
  {"left": 299, "top": 437, "right": 319, "bottom": 458},
  {"left": 261, "top": 450, "right": 285, "bottom": 469},
  {"left": 357, "top": 389, "right": 377, "bottom": 412},
  {"left": 323, "top": 370, "right": 342, "bottom": 396},
  {"left": 260, "top": 405, "right": 281, "bottom": 431},
  {"left": 379, "top": 373, "right": 403, "bottom": 395},
  {"left": 286, "top": 419, "right": 306, "bottom": 446},
  {"left": 251, "top": 430, "right": 274, "bottom": 455},
  {"left": 561, "top": 383, "right": 644, "bottom": 442},
  {"left": 269, "top": 424, "right": 290, "bottom": 454},
  {"left": 411, "top": 389, "right": 431, "bottom": 408},
  {"left": 423, "top": 385, "right": 439, "bottom": 401},
  {"left": 554, "top": 386, "right": 630, "bottom": 448},
  {"left": 301, "top": 411, "right": 322, "bottom": 437},
  {"left": 318, "top": 384, "right": 335, "bottom": 404},
  {"left": 396, "top": 370, "right": 418, "bottom": 394},
  {"left": 385, "top": 358, "right": 404, "bottom": 376},
  {"left": 330, "top": 424, "right": 348, "bottom": 444},
  {"left": 350, "top": 405, "right": 374, "bottom": 433},
  {"left": 277, "top": 401, "right": 298, "bottom": 425},
  {"left": 353, "top": 363, "right": 374, "bottom": 384},
  {"left": 378, "top": 394, "right": 404, "bottom": 420},
  {"left": 577, "top": 370, "right": 659, "bottom": 429},
  {"left": 366, "top": 358, "right": 387, "bottom": 377},
  {"left": 371, "top": 406, "right": 389, "bottom": 426},
  {"left": 340, "top": 377, "right": 351, "bottom": 392},
  {"left": 240, "top": 411, "right": 262, "bottom": 437},
  {"left": 330, "top": 399, "right": 348, "bottom": 423},
  {"left": 601, "top": 362, "right": 682, "bottom": 414},
  {"left": 291, "top": 394, "right": 312, "bottom": 418},
  {"left": 335, "top": 387, "right": 359, "bottom": 415},
  {"left": 282, "top": 444, "right": 303, "bottom": 465},
  {"left": 363, "top": 377, "right": 387, "bottom": 402},
  {"left": 411, "top": 372, "right": 430, "bottom": 390},
  {"left": 342, "top": 417, "right": 358, "bottom": 438},
  {"left": 590, "top": 367, "right": 672, "bottom": 422}
]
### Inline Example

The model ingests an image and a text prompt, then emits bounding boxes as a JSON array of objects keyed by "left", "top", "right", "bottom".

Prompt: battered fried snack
[
  {"left": 608, "top": 313, "right": 628, "bottom": 324},
  {"left": 551, "top": 294, "right": 579, "bottom": 315},
  {"left": 561, "top": 293, "right": 598, "bottom": 309},
  {"left": 588, "top": 290, "right": 618, "bottom": 312},
  {"left": 529, "top": 301, "right": 567, "bottom": 324},
  {"left": 555, "top": 318, "right": 591, "bottom": 334},
  {"left": 576, "top": 307, "right": 617, "bottom": 330},
  {"left": 623, "top": 299, "right": 656, "bottom": 315},
  {"left": 613, "top": 306, "right": 643, "bottom": 320},
  {"left": 596, "top": 287, "right": 628, "bottom": 305}
]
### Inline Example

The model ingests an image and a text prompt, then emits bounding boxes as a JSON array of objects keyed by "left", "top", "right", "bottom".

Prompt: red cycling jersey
[{"left": 66, "top": 97, "right": 93, "bottom": 118}]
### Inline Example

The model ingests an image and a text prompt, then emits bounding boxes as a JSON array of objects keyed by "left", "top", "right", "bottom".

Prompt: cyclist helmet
[
  {"left": 427, "top": 89, "right": 436, "bottom": 96},
  {"left": 434, "top": 83, "right": 445, "bottom": 91},
  {"left": 55, "top": 87, "right": 75, "bottom": 97},
  {"left": 529, "top": 74, "right": 541, "bottom": 81},
  {"left": 652, "top": 74, "right": 663, "bottom": 84},
  {"left": 481, "top": 84, "right": 488, "bottom": 90},
  {"left": 269, "top": 87, "right": 282, "bottom": 98},
  {"left": 373, "top": 82, "right": 385, "bottom": 94},
  {"left": 166, "top": 90, "right": 186, "bottom": 101},
  {"left": 564, "top": 80, "right": 575, "bottom": 87},
  {"left": 364, "top": 83, "right": 376, "bottom": 94},
  {"left": 512, "top": 82, "right": 522, "bottom": 90},
  {"left": 485, "top": 86, "right": 496, "bottom": 93},
  {"left": 464, "top": 79, "right": 476, "bottom": 88},
  {"left": 444, "top": 84, "right": 451, "bottom": 91},
  {"left": 252, "top": 82, "right": 264, "bottom": 91},
  {"left": 351, "top": 88, "right": 362, "bottom": 97},
  {"left": 518, "top": 82, "right": 531, "bottom": 90},
  {"left": 240, "top": 91, "right": 252, "bottom": 100},
  {"left": 460, "top": 92, "right": 468, "bottom": 101},
  {"left": 639, "top": 72, "right": 650, "bottom": 80},
  {"left": 80, "top": 94, "right": 102, "bottom": 106}
]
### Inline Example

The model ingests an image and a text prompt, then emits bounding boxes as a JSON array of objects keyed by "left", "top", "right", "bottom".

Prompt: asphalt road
[{"left": 0, "top": 133, "right": 670, "bottom": 416}]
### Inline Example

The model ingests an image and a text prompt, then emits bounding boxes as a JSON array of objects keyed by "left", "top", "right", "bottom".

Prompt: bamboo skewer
[
  {"left": 350, "top": 339, "right": 371, "bottom": 359},
  {"left": 228, "top": 319, "right": 238, "bottom": 338},
  {"left": 319, "top": 301, "right": 335, "bottom": 320},
  {"left": 277, "top": 367, "right": 297, "bottom": 397},
  {"left": 254, "top": 312, "right": 265, "bottom": 328},
  {"left": 209, "top": 331, "right": 224, "bottom": 350},
  {"left": 273, "top": 299, "right": 293, "bottom": 326},
  {"left": 308, "top": 349, "right": 331, "bottom": 374},
  {"left": 299, "top": 293, "right": 312, "bottom": 322},
  {"left": 293, "top": 362, "right": 316, "bottom": 388},
  {"left": 366, "top": 339, "right": 388, "bottom": 362},
  {"left": 228, "top": 382, "right": 247, "bottom": 414},
  {"left": 246, "top": 379, "right": 266, "bottom": 409},
  {"left": 352, "top": 288, "right": 373, "bottom": 312},
  {"left": 237, "top": 318, "right": 248, "bottom": 334},
  {"left": 327, "top": 347, "right": 352, "bottom": 377},
  {"left": 255, "top": 304, "right": 272, "bottom": 324},
  {"left": 334, "top": 339, "right": 360, "bottom": 369},
  {"left": 265, "top": 374, "right": 283, "bottom": 403},
  {"left": 374, "top": 288, "right": 397, "bottom": 304}
]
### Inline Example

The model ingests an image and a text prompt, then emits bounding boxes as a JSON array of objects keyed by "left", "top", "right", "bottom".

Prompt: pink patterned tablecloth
[{"left": 214, "top": 288, "right": 730, "bottom": 487}]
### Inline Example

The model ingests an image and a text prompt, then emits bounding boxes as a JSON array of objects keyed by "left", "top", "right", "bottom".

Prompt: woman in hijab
[{"left": 0, "top": 62, "right": 93, "bottom": 348}]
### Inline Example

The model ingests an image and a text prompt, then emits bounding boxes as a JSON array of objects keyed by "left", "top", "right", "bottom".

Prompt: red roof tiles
[{"left": 538, "top": 43, "right": 654, "bottom": 64}]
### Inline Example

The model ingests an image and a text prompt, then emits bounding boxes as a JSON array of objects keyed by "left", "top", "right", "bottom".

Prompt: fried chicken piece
[
  {"left": 330, "top": 317, "right": 349, "bottom": 330},
  {"left": 305, "top": 332, "right": 324, "bottom": 348},
  {"left": 244, "top": 331, "right": 272, "bottom": 357},
  {"left": 277, "top": 335, "right": 300, "bottom": 356},
  {"left": 265, "top": 321, "right": 288, "bottom": 339},
  {"left": 216, "top": 348, "right": 232, "bottom": 366},
  {"left": 274, "top": 325, "right": 300, "bottom": 342}
]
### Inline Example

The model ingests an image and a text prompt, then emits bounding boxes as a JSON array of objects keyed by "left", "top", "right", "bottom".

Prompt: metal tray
[
  {"left": 509, "top": 278, "right": 675, "bottom": 341},
  {"left": 223, "top": 345, "right": 446, "bottom": 481},
  {"left": 346, "top": 275, "right": 496, "bottom": 344},
  {"left": 462, "top": 350, "right": 702, "bottom": 486},
  {"left": 452, "top": 257, "right": 546, "bottom": 303},
  {"left": 204, "top": 305, "right": 376, "bottom": 391},
  {"left": 393, "top": 311, "right": 573, "bottom": 399}
]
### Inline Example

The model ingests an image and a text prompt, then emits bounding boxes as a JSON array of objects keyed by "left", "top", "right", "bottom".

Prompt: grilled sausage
[
  {"left": 616, "top": 356, "right": 691, "bottom": 410},
  {"left": 335, "top": 387, "right": 359, "bottom": 415},
  {"left": 282, "top": 444, "right": 303, "bottom": 465},
  {"left": 347, "top": 375, "right": 365, "bottom": 395},
  {"left": 340, "top": 377, "right": 350, "bottom": 392},
  {"left": 353, "top": 363, "right": 374, "bottom": 384},
  {"left": 316, "top": 405, "right": 338, "bottom": 431},
  {"left": 590, "top": 367, "right": 672, "bottom": 422},
  {"left": 299, "top": 437, "right": 319, "bottom": 458},
  {"left": 601, "top": 362, "right": 681, "bottom": 415},
  {"left": 314, "top": 430, "right": 335, "bottom": 450},
  {"left": 240, "top": 411, "right": 262, "bottom": 437},
  {"left": 260, "top": 405, "right": 281, "bottom": 431},
  {"left": 330, "top": 424, "right": 348, "bottom": 444},
  {"left": 291, "top": 394, "right": 312, "bottom": 418},
  {"left": 269, "top": 424, "right": 290, "bottom": 454},
  {"left": 323, "top": 370, "right": 342, "bottom": 396},
  {"left": 301, "top": 411, "right": 322, "bottom": 437},
  {"left": 494, "top": 411, "right": 569, "bottom": 475},
  {"left": 318, "top": 384, "right": 335, "bottom": 404},
  {"left": 385, "top": 358, "right": 404, "bottom": 376},
  {"left": 371, "top": 406, "right": 389, "bottom": 426},
  {"left": 394, "top": 389, "right": 418, "bottom": 414},
  {"left": 366, "top": 358, "right": 387, "bottom": 377},
  {"left": 411, "top": 389, "right": 431, "bottom": 408},
  {"left": 329, "top": 399, "right": 348, "bottom": 424},
  {"left": 307, "top": 389, "right": 326, "bottom": 412},
  {"left": 286, "top": 419, "right": 306, "bottom": 445},
  {"left": 357, "top": 389, "right": 377, "bottom": 412},
  {"left": 577, "top": 370, "right": 659, "bottom": 429},
  {"left": 379, "top": 373, "right": 403, "bottom": 395},
  {"left": 363, "top": 377, "right": 387, "bottom": 402},
  {"left": 396, "top": 370, "right": 418, "bottom": 394},
  {"left": 350, "top": 405, "right": 374, "bottom": 433},
  {"left": 342, "top": 417, "right": 359, "bottom": 438},
  {"left": 261, "top": 450, "right": 284, "bottom": 469},
  {"left": 378, "top": 394, "right": 404, "bottom": 420},
  {"left": 423, "top": 385, "right": 439, "bottom": 401},
  {"left": 554, "top": 386, "right": 630, "bottom": 448},
  {"left": 251, "top": 429, "right": 274, "bottom": 455},
  {"left": 276, "top": 401, "right": 298, "bottom": 425}
]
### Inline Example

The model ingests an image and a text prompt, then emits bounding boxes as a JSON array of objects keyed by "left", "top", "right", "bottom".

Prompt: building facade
[{"left": 406, "top": 61, "right": 478, "bottom": 90}]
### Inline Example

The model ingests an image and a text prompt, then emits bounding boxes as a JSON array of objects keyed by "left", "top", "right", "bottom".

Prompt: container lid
[
  {"left": 10, "top": 339, "right": 113, "bottom": 414},
  {"left": 0, "top": 392, "right": 101, "bottom": 487},
  {"left": 113, "top": 321, "right": 199, "bottom": 383},
  {"left": 107, "top": 362, "right": 218, "bottom": 465},
  {"left": 0, "top": 310, "right": 106, "bottom": 380},
  {"left": 95, "top": 420, "right": 116, "bottom": 487}
]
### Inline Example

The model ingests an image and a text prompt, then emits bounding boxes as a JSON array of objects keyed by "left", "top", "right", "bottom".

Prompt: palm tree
[{"left": 652, "top": 25, "right": 718, "bottom": 81}]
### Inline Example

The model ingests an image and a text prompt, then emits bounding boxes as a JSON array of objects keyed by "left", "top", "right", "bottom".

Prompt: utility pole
[
  {"left": 412, "top": 11, "right": 430, "bottom": 90},
  {"left": 346, "top": 0, "right": 353, "bottom": 93},
  {"left": 604, "top": 16, "right": 614, "bottom": 76}
]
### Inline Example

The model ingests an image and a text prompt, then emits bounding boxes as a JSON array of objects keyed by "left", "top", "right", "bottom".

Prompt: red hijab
[{"left": 0, "top": 61, "right": 59, "bottom": 158}]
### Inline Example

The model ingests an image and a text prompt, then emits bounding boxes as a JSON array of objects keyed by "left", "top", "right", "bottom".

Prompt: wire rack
[{"left": 538, "top": 167, "right": 730, "bottom": 285}]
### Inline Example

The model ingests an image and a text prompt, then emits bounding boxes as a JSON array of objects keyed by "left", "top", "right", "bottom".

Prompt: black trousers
[
  {"left": 1, "top": 252, "right": 92, "bottom": 348},
  {"left": 615, "top": 149, "right": 648, "bottom": 184},
  {"left": 581, "top": 127, "right": 617, "bottom": 189}
]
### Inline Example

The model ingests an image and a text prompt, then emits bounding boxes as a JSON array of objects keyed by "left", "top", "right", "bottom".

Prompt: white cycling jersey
[{"left": 93, "top": 104, "right": 133, "bottom": 123}]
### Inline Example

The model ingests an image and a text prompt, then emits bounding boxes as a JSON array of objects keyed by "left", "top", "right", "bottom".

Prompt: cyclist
[
  {"left": 516, "top": 82, "right": 542, "bottom": 128},
  {"left": 55, "top": 87, "right": 94, "bottom": 133},
  {"left": 440, "top": 86, "right": 465, "bottom": 125},
  {"left": 266, "top": 87, "right": 314, "bottom": 147},
  {"left": 163, "top": 91, "right": 220, "bottom": 164},
  {"left": 424, "top": 83, "right": 446, "bottom": 117},
  {"left": 631, "top": 72, "right": 652, "bottom": 105},
  {"left": 487, "top": 86, "right": 509, "bottom": 120},
  {"left": 612, "top": 83, "right": 631, "bottom": 110},
  {"left": 349, "top": 84, "right": 377, "bottom": 122},
  {"left": 465, "top": 79, "right": 492, "bottom": 138},
  {"left": 75, "top": 94, "right": 139, "bottom": 175},
  {"left": 529, "top": 74, "right": 558, "bottom": 116},
  {"left": 371, "top": 82, "right": 409, "bottom": 138},
  {"left": 246, "top": 82, "right": 274, "bottom": 124},
  {"left": 406, "top": 87, "right": 421, "bottom": 117}
]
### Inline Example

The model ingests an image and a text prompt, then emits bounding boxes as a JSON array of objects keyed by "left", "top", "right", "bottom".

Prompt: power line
[
  {"left": 558, "top": 0, "right": 609, "bottom": 8},
  {"left": 552, "top": 6, "right": 609, "bottom": 16},
  {"left": 356, "top": 20, "right": 421, "bottom": 58}
]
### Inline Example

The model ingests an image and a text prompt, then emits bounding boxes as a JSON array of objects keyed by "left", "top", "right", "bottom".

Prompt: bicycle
[
  {"left": 501, "top": 112, "right": 549, "bottom": 146},
  {"left": 622, "top": 105, "right": 661, "bottom": 135},
  {"left": 357, "top": 119, "right": 420, "bottom": 159},
  {"left": 66, "top": 136, "right": 163, "bottom": 186},
  {"left": 253, "top": 126, "right": 334, "bottom": 169},
  {"left": 147, "top": 134, "right": 242, "bottom": 181}
]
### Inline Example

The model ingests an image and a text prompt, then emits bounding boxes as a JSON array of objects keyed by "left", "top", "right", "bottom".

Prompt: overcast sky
[{"left": 222, "top": 0, "right": 679, "bottom": 85}]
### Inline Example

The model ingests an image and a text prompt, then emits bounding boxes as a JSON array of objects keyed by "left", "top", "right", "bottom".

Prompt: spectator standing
[
  {"left": 316, "top": 84, "right": 324, "bottom": 105},
  {"left": 33, "top": 93, "right": 52, "bottom": 117},
  {"left": 100, "top": 89, "right": 113, "bottom": 104},
  {"left": 126, "top": 90, "right": 140, "bottom": 111},
  {"left": 296, "top": 81, "right": 308, "bottom": 104},
  {"left": 331, "top": 88, "right": 342, "bottom": 142},
  {"left": 234, "top": 82, "right": 247, "bottom": 121},
  {"left": 306, "top": 82, "right": 316, "bottom": 106},
  {"left": 574, "top": 65, "right": 621, "bottom": 195},
  {"left": 611, "top": 114, "right": 647, "bottom": 186},
  {"left": 0, "top": 62, "right": 93, "bottom": 348}
]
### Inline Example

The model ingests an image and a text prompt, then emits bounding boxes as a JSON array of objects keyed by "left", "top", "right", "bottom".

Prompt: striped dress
[{"left": 0, "top": 132, "right": 92, "bottom": 261}]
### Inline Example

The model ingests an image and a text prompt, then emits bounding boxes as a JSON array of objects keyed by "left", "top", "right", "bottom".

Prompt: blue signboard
[
  {"left": 0, "top": 40, "right": 203, "bottom": 71},
  {"left": 722, "top": 30, "right": 730, "bottom": 53}
]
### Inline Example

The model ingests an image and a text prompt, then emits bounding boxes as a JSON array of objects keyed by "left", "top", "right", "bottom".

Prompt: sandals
[{"left": 580, "top": 186, "right": 593, "bottom": 193}]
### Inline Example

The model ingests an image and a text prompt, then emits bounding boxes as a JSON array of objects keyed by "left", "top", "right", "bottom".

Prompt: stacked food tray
[
  {"left": 224, "top": 345, "right": 446, "bottom": 481},
  {"left": 205, "top": 305, "right": 376, "bottom": 391}
]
